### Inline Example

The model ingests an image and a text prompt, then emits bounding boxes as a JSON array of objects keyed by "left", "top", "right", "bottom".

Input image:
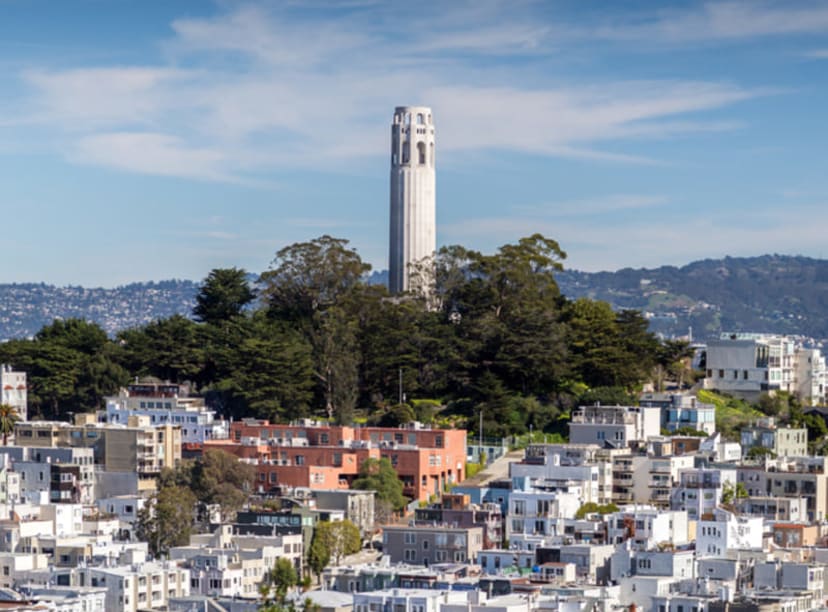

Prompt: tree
[
  {"left": 0, "top": 404, "right": 20, "bottom": 446},
  {"left": 0, "top": 321, "right": 127, "bottom": 419},
  {"left": 307, "top": 526, "right": 331, "bottom": 579},
  {"left": 578, "top": 386, "right": 637, "bottom": 407},
  {"left": 351, "top": 458, "right": 407, "bottom": 520},
  {"left": 267, "top": 558, "right": 298, "bottom": 602},
  {"left": 655, "top": 339, "right": 695, "bottom": 390},
  {"left": 260, "top": 235, "right": 370, "bottom": 322},
  {"left": 209, "top": 320, "right": 315, "bottom": 421},
  {"left": 746, "top": 446, "right": 777, "bottom": 460},
  {"left": 190, "top": 449, "right": 255, "bottom": 521},
  {"left": 117, "top": 315, "right": 205, "bottom": 384},
  {"left": 721, "top": 482, "right": 747, "bottom": 506},
  {"left": 309, "top": 520, "right": 361, "bottom": 572},
  {"left": 260, "top": 236, "right": 370, "bottom": 420},
  {"left": 35, "top": 318, "right": 109, "bottom": 354},
  {"left": 313, "top": 307, "right": 360, "bottom": 424},
  {"left": 574, "top": 502, "right": 619, "bottom": 519},
  {"left": 194, "top": 267, "right": 256, "bottom": 324},
  {"left": 157, "top": 450, "right": 255, "bottom": 523},
  {"left": 136, "top": 484, "right": 196, "bottom": 556}
]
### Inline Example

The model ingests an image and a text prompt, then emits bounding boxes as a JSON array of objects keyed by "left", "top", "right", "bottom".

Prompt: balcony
[
  {"left": 571, "top": 411, "right": 636, "bottom": 425},
  {"left": 680, "top": 480, "right": 718, "bottom": 489},
  {"left": 651, "top": 489, "right": 671, "bottom": 501}
]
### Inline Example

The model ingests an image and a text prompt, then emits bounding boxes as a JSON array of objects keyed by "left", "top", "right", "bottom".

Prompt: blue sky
[{"left": 2, "top": 0, "right": 828, "bottom": 286}]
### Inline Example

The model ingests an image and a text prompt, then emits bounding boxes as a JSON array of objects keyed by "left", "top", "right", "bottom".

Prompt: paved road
[{"left": 461, "top": 449, "right": 524, "bottom": 486}]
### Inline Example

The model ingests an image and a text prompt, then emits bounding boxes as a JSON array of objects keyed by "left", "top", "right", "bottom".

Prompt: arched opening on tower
[
  {"left": 402, "top": 142, "right": 410, "bottom": 164},
  {"left": 417, "top": 142, "right": 426, "bottom": 165},
  {"left": 417, "top": 113, "right": 424, "bottom": 125},
  {"left": 430, "top": 142, "right": 434, "bottom": 167}
]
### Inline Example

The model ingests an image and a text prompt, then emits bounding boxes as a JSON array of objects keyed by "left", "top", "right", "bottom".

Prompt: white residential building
[
  {"left": 696, "top": 509, "right": 763, "bottom": 558},
  {"left": 704, "top": 333, "right": 827, "bottom": 403},
  {"left": 754, "top": 561, "right": 825, "bottom": 601},
  {"left": 509, "top": 444, "right": 612, "bottom": 505},
  {"left": 670, "top": 467, "right": 738, "bottom": 521},
  {"left": 171, "top": 526, "right": 304, "bottom": 598},
  {"left": 96, "top": 495, "right": 146, "bottom": 524},
  {"left": 643, "top": 455, "right": 695, "bottom": 508},
  {"left": 507, "top": 487, "right": 582, "bottom": 542},
  {"left": 569, "top": 405, "right": 660, "bottom": 449},
  {"left": 698, "top": 433, "right": 742, "bottom": 462},
  {"left": 355, "top": 589, "right": 476, "bottom": 612},
  {"left": 83, "top": 560, "right": 190, "bottom": 612},
  {"left": 1, "top": 364, "right": 27, "bottom": 422},
  {"left": 23, "top": 586, "right": 108, "bottom": 612},
  {"left": 605, "top": 507, "right": 690, "bottom": 549},
  {"left": 105, "top": 384, "right": 227, "bottom": 444},
  {"left": 0, "top": 551, "right": 50, "bottom": 588}
]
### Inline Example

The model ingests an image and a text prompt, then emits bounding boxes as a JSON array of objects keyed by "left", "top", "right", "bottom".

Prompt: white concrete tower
[{"left": 389, "top": 106, "right": 436, "bottom": 294}]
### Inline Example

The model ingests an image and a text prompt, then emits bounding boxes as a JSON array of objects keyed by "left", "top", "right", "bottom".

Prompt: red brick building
[{"left": 209, "top": 420, "right": 466, "bottom": 501}]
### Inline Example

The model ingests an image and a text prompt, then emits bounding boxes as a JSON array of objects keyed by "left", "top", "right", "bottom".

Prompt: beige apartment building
[
  {"left": 15, "top": 414, "right": 181, "bottom": 480},
  {"left": 738, "top": 456, "right": 828, "bottom": 522}
]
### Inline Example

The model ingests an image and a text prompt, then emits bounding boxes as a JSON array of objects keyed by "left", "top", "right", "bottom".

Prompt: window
[
  {"left": 404, "top": 532, "right": 416, "bottom": 545},
  {"left": 404, "top": 549, "right": 416, "bottom": 561}
]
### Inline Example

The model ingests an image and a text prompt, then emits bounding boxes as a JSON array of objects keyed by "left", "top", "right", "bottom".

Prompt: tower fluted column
[{"left": 389, "top": 106, "right": 436, "bottom": 294}]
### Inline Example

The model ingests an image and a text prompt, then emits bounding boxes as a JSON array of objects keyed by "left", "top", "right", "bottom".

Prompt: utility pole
[
  {"left": 398, "top": 369, "right": 403, "bottom": 405},
  {"left": 479, "top": 409, "right": 483, "bottom": 464}
]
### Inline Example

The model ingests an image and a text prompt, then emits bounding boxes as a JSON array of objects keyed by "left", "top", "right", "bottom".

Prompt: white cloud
[
  {"left": 590, "top": 2, "right": 828, "bottom": 43},
  {"left": 525, "top": 194, "right": 669, "bottom": 217},
  {"left": 803, "top": 49, "right": 828, "bottom": 59},
  {"left": 72, "top": 132, "right": 231, "bottom": 182},
  {"left": 13, "top": 3, "right": 768, "bottom": 181},
  {"left": 23, "top": 67, "right": 193, "bottom": 128}
]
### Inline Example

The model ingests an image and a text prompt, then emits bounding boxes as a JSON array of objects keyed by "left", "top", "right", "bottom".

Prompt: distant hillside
[
  {"left": 0, "top": 281, "right": 198, "bottom": 341},
  {"left": 1, "top": 255, "right": 826, "bottom": 342},
  {"left": 556, "top": 255, "right": 828, "bottom": 341}
]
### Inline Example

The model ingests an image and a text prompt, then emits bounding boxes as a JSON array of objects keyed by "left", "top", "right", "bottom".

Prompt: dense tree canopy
[
  {"left": 0, "top": 234, "right": 682, "bottom": 438},
  {"left": 193, "top": 267, "right": 256, "bottom": 324}
]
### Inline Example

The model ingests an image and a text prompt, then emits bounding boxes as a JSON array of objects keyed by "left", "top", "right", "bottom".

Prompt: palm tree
[{"left": 0, "top": 404, "right": 20, "bottom": 446}]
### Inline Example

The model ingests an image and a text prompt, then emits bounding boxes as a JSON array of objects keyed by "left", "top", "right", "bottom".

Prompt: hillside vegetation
[{"left": 557, "top": 255, "right": 828, "bottom": 340}]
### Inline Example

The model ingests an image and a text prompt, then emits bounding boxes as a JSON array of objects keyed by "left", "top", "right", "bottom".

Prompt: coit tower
[{"left": 389, "top": 106, "right": 436, "bottom": 294}]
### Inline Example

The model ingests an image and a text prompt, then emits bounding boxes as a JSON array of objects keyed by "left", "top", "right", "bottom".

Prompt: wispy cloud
[
  {"left": 71, "top": 132, "right": 243, "bottom": 184},
  {"left": 521, "top": 194, "right": 669, "bottom": 217},
  {"left": 803, "top": 49, "right": 828, "bottom": 59},
  {"left": 588, "top": 2, "right": 828, "bottom": 44},
  {"left": 9, "top": 3, "right": 769, "bottom": 182}
]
